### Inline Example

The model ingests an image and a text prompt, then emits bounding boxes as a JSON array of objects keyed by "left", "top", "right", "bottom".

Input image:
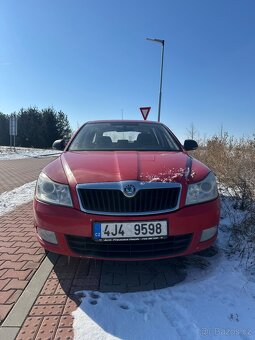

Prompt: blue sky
[{"left": 0, "top": 0, "right": 254, "bottom": 141}]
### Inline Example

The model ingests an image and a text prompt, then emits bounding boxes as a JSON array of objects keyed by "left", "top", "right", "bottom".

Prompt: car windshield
[{"left": 68, "top": 122, "right": 181, "bottom": 151}]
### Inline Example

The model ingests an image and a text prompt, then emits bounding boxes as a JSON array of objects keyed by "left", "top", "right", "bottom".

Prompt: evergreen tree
[
  {"left": 0, "top": 107, "right": 71, "bottom": 148},
  {"left": 0, "top": 113, "right": 9, "bottom": 145},
  {"left": 56, "top": 111, "right": 72, "bottom": 141},
  {"left": 16, "top": 107, "right": 43, "bottom": 147},
  {"left": 41, "top": 108, "right": 60, "bottom": 148}
]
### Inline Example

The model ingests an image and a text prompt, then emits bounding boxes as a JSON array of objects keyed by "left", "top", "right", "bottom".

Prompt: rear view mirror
[
  {"left": 52, "top": 139, "right": 65, "bottom": 151},
  {"left": 183, "top": 139, "right": 198, "bottom": 151}
]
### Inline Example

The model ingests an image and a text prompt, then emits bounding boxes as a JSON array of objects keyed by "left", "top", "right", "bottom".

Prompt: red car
[{"left": 34, "top": 120, "right": 220, "bottom": 261}]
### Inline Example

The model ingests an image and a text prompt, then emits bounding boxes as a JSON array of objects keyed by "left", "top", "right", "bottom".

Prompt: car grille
[
  {"left": 77, "top": 187, "right": 180, "bottom": 215},
  {"left": 66, "top": 234, "right": 192, "bottom": 259}
]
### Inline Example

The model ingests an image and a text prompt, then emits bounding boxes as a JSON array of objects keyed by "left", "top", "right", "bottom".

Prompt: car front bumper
[{"left": 34, "top": 197, "right": 220, "bottom": 261}]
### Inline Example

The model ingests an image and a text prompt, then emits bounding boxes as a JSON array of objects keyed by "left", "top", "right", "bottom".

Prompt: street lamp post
[{"left": 146, "top": 38, "right": 165, "bottom": 122}]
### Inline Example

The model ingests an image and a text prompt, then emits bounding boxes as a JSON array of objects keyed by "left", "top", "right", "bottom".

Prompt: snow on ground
[
  {"left": 0, "top": 146, "right": 61, "bottom": 160},
  {"left": 73, "top": 201, "right": 255, "bottom": 340},
  {"left": 0, "top": 181, "right": 36, "bottom": 216}
]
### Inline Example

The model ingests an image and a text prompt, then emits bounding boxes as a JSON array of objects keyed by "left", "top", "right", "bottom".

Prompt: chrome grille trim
[{"left": 76, "top": 181, "right": 182, "bottom": 216}]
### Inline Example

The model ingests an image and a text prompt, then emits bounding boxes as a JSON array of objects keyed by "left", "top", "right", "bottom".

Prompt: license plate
[{"left": 93, "top": 220, "right": 168, "bottom": 241}]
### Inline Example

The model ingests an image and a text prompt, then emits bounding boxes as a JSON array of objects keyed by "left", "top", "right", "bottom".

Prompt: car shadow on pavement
[
  {"left": 47, "top": 245, "right": 218, "bottom": 303},
  {"left": 45, "top": 254, "right": 102, "bottom": 310}
]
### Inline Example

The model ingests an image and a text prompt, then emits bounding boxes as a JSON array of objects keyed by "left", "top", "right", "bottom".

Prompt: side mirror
[
  {"left": 52, "top": 139, "right": 65, "bottom": 151},
  {"left": 183, "top": 139, "right": 198, "bottom": 151}
]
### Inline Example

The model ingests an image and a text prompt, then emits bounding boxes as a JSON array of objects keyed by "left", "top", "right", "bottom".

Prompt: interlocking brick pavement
[
  {"left": 0, "top": 191, "right": 99, "bottom": 338},
  {"left": 0, "top": 157, "right": 56, "bottom": 193},
  {"left": 16, "top": 257, "right": 102, "bottom": 340},
  {"left": 0, "top": 202, "right": 45, "bottom": 324}
]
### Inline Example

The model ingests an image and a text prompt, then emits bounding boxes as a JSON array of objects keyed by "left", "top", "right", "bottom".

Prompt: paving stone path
[{"left": 0, "top": 157, "right": 55, "bottom": 194}]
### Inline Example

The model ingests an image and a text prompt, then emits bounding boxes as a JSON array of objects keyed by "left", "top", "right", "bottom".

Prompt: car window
[{"left": 68, "top": 122, "right": 181, "bottom": 151}]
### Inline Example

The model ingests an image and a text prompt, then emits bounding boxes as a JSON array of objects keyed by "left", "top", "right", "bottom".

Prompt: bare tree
[{"left": 186, "top": 123, "right": 198, "bottom": 140}]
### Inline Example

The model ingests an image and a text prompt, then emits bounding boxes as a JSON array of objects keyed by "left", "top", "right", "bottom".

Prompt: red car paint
[{"left": 34, "top": 120, "right": 220, "bottom": 260}]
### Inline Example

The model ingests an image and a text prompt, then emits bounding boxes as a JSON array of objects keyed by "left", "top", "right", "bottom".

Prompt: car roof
[{"left": 86, "top": 120, "right": 162, "bottom": 124}]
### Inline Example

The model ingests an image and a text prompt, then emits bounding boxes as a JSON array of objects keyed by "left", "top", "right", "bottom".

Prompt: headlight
[
  {"left": 186, "top": 172, "right": 218, "bottom": 205},
  {"left": 36, "top": 172, "right": 73, "bottom": 207}
]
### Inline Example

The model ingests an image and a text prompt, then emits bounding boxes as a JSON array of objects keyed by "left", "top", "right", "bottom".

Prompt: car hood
[{"left": 49, "top": 151, "right": 209, "bottom": 185}]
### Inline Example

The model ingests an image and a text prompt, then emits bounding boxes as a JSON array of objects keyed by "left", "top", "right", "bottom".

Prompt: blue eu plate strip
[{"left": 93, "top": 223, "right": 101, "bottom": 240}]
